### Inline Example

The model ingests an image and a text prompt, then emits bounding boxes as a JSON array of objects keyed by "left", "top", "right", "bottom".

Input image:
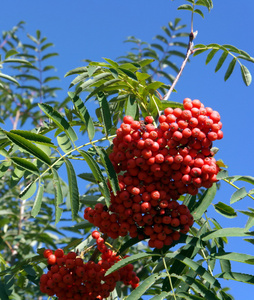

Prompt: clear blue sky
[{"left": 1, "top": 1, "right": 254, "bottom": 299}]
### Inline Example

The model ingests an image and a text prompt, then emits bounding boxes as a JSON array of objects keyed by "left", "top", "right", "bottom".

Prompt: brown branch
[{"left": 162, "top": 31, "right": 197, "bottom": 101}]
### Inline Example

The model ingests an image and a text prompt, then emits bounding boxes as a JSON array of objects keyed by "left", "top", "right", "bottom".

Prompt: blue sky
[{"left": 1, "top": 1, "right": 254, "bottom": 299}]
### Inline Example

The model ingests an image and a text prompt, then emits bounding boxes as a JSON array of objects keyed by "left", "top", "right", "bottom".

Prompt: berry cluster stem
[{"left": 163, "top": 31, "right": 196, "bottom": 101}]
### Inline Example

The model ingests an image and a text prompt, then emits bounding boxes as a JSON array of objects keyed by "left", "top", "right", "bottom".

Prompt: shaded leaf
[
  {"left": 95, "top": 147, "right": 119, "bottom": 195},
  {"left": 69, "top": 93, "right": 95, "bottom": 141},
  {"left": 97, "top": 92, "right": 112, "bottom": 136},
  {"left": 79, "top": 150, "right": 111, "bottom": 207}
]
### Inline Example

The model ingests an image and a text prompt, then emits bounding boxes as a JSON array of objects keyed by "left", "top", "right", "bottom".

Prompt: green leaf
[
  {"left": 57, "top": 132, "right": 73, "bottom": 154},
  {"left": 126, "top": 95, "right": 138, "bottom": 119},
  {"left": 41, "top": 53, "right": 58, "bottom": 61},
  {"left": 224, "top": 58, "right": 237, "bottom": 81},
  {"left": 138, "top": 58, "right": 155, "bottom": 67},
  {"left": 41, "top": 42, "right": 54, "bottom": 51},
  {"left": 5, "top": 131, "right": 51, "bottom": 165},
  {"left": 11, "top": 157, "right": 39, "bottom": 175},
  {"left": 106, "top": 253, "right": 159, "bottom": 276},
  {"left": 241, "top": 64, "right": 252, "bottom": 86},
  {"left": 95, "top": 147, "right": 120, "bottom": 196},
  {"left": 86, "top": 78, "right": 121, "bottom": 101},
  {"left": 177, "top": 4, "right": 193, "bottom": 12},
  {"left": 206, "top": 49, "right": 219, "bottom": 64},
  {"left": 118, "top": 67, "right": 138, "bottom": 81},
  {"left": 31, "top": 181, "right": 44, "bottom": 217},
  {"left": 38, "top": 103, "right": 78, "bottom": 143},
  {"left": 217, "top": 272, "right": 254, "bottom": 285},
  {"left": 5, "top": 49, "right": 19, "bottom": 59},
  {"left": 126, "top": 273, "right": 166, "bottom": 300},
  {"left": 97, "top": 92, "right": 112, "bottom": 136},
  {"left": 4, "top": 58, "right": 30, "bottom": 64},
  {"left": 136, "top": 72, "right": 150, "bottom": 81},
  {"left": 191, "top": 184, "right": 217, "bottom": 220},
  {"left": 202, "top": 228, "right": 254, "bottom": 241},
  {"left": 64, "top": 159, "right": 79, "bottom": 220},
  {"left": 214, "top": 202, "right": 237, "bottom": 218},
  {"left": 19, "top": 181, "right": 37, "bottom": 200},
  {"left": 80, "top": 195, "right": 105, "bottom": 206},
  {"left": 64, "top": 67, "right": 88, "bottom": 77},
  {"left": 10, "top": 130, "right": 55, "bottom": 147},
  {"left": 52, "top": 168, "right": 63, "bottom": 224},
  {"left": 76, "top": 72, "right": 112, "bottom": 94},
  {"left": 0, "top": 280, "right": 9, "bottom": 300},
  {"left": 69, "top": 93, "right": 95, "bottom": 141},
  {"left": 0, "top": 73, "right": 19, "bottom": 85},
  {"left": 43, "top": 76, "right": 60, "bottom": 83},
  {"left": 194, "top": 9, "right": 204, "bottom": 18},
  {"left": 79, "top": 150, "right": 111, "bottom": 207},
  {"left": 211, "top": 252, "right": 254, "bottom": 265},
  {"left": 0, "top": 161, "right": 11, "bottom": 178},
  {"left": 176, "top": 292, "right": 204, "bottom": 300},
  {"left": 216, "top": 169, "right": 229, "bottom": 180},
  {"left": 103, "top": 57, "right": 119, "bottom": 68},
  {"left": 230, "top": 187, "right": 248, "bottom": 204},
  {"left": 215, "top": 51, "right": 228, "bottom": 72},
  {"left": 78, "top": 172, "right": 97, "bottom": 183}
]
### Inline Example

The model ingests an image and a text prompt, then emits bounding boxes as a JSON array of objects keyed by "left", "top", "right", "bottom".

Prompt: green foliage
[
  {"left": 0, "top": 3, "right": 254, "bottom": 300},
  {"left": 193, "top": 43, "right": 254, "bottom": 85}
]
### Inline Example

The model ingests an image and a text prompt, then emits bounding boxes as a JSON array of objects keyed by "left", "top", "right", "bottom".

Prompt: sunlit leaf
[
  {"left": 64, "top": 159, "right": 79, "bottom": 220},
  {"left": 214, "top": 202, "right": 237, "bottom": 218},
  {"left": 31, "top": 181, "right": 44, "bottom": 217},
  {"left": 5, "top": 131, "right": 51, "bottom": 165},
  {"left": 39, "top": 103, "right": 78, "bottom": 143},
  {"left": 241, "top": 64, "right": 252, "bottom": 86},
  {"left": 230, "top": 187, "right": 248, "bottom": 204},
  {"left": 19, "top": 181, "right": 37, "bottom": 200}
]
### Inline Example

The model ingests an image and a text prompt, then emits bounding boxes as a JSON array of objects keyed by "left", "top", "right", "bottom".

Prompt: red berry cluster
[
  {"left": 40, "top": 231, "right": 139, "bottom": 300},
  {"left": 84, "top": 98, "right": 222, "bottom": 249}
]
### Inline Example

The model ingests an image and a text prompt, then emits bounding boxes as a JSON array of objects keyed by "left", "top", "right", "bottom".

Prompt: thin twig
[
  {"left": 162, "top": 255, "right": 177, "bottom": 300},
  {"left": 223, "top": 178, "right": 254, "bottom": 200},
  {"left": 163, "top": 31, "right": 197, "bottom": 101}
]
